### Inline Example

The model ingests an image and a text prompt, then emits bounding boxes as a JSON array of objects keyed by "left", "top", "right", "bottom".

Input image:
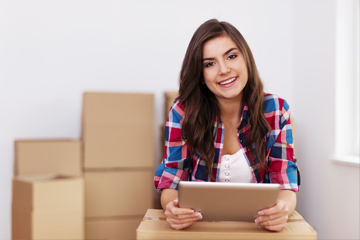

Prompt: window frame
[{"left": 332, "top": 0, "right": 360, "bottom": 166}]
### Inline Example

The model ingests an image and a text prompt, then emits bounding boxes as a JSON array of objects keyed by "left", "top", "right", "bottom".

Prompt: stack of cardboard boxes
[
  {"left": 12, "top": 140, "right": 83, "bottom": 240},
  {"left": 82, "top": 92, "right": 154, "bottom": 239},
  {"left": 11, "top": 91, "right": 155, "bottom": 240}
]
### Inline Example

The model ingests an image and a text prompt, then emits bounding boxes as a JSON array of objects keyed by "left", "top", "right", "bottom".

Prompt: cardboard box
[
  {"left": 82, "top": 92, "right": 154, "bottom": 169},
  {"left": 12, "top": 174, "right": 84, "bottom": 240},
  {"left": 161, "top": 91, "right": 178, "bottom": 160},
  {"left": 164, "top": 91, "right": 178, "bottom": 123},
  {"left": 14, "top": 140, "right": 82, "bottom": 177},
  {"left": 12, "top": 208, "right": 83, "bottom": 240},
  {"left": 85, "top": 216, "right": 143, "bottom": 240},
  {"left": 84, "top": 170, "right": 154, "bottom": 217},
  {"left": 136, "top": 209, "right": 317, "bottom": 240}
]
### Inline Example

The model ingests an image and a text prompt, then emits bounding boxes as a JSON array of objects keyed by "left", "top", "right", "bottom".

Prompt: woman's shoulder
[
  {"left": 263, "top": 93, "right": 292, "bottom": 130},
  {"left": 263, "top": 93, "right": 291, "bottom": 113},
  {"left": 167, "top": 98, "right": 186, "bottom": 122}
]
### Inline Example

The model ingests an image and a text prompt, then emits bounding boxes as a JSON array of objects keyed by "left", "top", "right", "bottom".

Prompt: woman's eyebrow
[
  {"left": 202, "top": 48, "right": 238, "bottom": 62},
  {"left": 224, "top": 47, "right": 237, "bottom": 56}
]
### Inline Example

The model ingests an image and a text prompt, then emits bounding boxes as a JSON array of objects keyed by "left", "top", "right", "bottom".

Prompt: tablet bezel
[{"left": 178, "top": 181, "right": 281, "bottom": 222}]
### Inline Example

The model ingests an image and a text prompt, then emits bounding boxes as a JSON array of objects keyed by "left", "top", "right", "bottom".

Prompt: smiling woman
[{"left": 154, "top": 19, "right": 300, "bottom": 231}]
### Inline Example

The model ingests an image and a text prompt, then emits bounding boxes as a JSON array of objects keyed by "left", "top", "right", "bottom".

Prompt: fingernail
[
  {"left": 254, "top": 219, "right": 259, "bottom": 224},
  {"left": 195, "top": 213, "right": 202, "bottom": 219},
  {"left": 258, "top": 211, "right": 264, "bottom": 216},
  {"left": 187, "top": 210, "right": 194, "bottom": 214},
  {"left": 173, "top": 199, "right": 178, "bottom": 203}
]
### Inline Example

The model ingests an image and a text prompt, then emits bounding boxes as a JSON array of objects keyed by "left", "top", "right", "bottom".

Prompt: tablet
[{"left": 178, "top": 181, "right": 281, "bottom": 222}]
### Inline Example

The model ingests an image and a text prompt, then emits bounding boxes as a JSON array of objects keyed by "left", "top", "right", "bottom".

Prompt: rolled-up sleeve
[
  {"left": 154, "top": 100, "right": 191, "bottom": 192},
  {"left": 265, "top": 99, "right": 300, "bottom": 192}
]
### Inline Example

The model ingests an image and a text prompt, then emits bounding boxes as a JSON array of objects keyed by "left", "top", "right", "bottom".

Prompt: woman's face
[{"left": 202, "top": 35, "right": 248, "bottom": 103}]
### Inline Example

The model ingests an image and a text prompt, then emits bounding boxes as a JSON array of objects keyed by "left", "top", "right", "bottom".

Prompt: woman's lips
[{"left": 218, "top": 77, "right": 237, "bottom": 87}]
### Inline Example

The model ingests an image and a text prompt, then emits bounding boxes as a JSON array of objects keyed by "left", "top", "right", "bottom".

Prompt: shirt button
[
  {"left": 225, "top": 179, "right": 230, "bottom": 182},
  {"left": 240, "top": 139, "right": 244, "bottom": 144},
  {"left": 225, "top": 172, "right": 230, "bottom": 176},
  {"left": 225, "top": 164, "right": 230, "bottom": 169}
]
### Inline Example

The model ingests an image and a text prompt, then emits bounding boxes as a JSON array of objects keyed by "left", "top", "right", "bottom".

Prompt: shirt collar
[{"left": 238, "top": 101, "right": 249, "bottom": 130}]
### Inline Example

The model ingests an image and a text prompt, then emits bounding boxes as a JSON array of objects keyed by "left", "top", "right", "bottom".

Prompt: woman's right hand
[{"left": 164, "top": 198, "right": 202, "bottom": 230}]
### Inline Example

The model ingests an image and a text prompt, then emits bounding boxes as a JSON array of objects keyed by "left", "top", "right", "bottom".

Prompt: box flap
[
  {"left": 12, "top": 175, "right": 83, "bottom": 211},
  {"left": 14, "top": 140, "right": 82, "bottom": 177}
]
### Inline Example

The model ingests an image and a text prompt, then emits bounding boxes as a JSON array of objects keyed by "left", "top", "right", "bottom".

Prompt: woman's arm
[
  {"left": 255, "top": 190, "right": 296, "bottom": 231},
  {"left": 161, "top": 189, "right": 202, "bottom": 230},
  {"left": 255, "top": 98, "right": 300, "bottom": 231},
  {"left": 278, "top": 189, "right": 297, "bottom": 216},
  {"left": 161, "top": 189, "right": 179, "bottom": 209},
  {"left": 154, "top": 101, "right": 202, "bottom": 229}
]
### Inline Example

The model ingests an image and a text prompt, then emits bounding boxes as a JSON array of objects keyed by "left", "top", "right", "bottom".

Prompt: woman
[{"left": 154, "top": 19, "right": 300, "bottom": 231}]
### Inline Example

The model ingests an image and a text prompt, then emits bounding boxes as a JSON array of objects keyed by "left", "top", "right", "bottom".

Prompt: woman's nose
[{"left": 219, "top": 61, "right": 230, "bottom": 75}]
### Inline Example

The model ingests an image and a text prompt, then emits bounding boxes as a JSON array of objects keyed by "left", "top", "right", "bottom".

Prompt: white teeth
[{"left": 219, "top": 77, "right": 236, "bottom": 85}]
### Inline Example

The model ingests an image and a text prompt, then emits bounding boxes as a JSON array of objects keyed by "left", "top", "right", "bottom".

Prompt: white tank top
[{"left": 218, "top": 148, "right": 255, "bottom": 183}]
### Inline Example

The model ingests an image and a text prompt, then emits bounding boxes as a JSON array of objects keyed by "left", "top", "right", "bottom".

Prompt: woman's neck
[{"left": 218, "top": 96, "right": 243, "bottom": 127}]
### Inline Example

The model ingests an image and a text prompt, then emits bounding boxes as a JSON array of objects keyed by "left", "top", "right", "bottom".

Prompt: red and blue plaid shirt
[{"left": 154, "top": 93, "right": 300, "bottom": 192}]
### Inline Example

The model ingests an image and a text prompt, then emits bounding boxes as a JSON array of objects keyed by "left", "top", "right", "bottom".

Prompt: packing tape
[
  {"left": 143, "top": 216, "right": 167, "bottom": 221},
  {"left": 287, "top": 218, "right": 306, "bottom": 222}
]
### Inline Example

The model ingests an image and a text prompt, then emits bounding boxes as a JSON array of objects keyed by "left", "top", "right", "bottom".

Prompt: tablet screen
[{"left": 178, "top": 181, "right": 280, "bottom": 222}]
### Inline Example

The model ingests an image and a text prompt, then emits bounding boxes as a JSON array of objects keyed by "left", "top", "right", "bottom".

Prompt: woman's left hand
[{"left": 254, "top": 199, "right": 289, "bottom": 231}]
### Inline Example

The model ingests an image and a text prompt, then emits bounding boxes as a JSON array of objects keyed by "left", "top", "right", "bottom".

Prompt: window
[{"left": 333, "top": 0, "right": 360, "bottom": 165}]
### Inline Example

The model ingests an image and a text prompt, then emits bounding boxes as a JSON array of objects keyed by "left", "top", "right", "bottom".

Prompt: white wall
[
  {"left": 293, "top": 1, "right": 360, "bottom": 239},
  {"left": 0, "top": 1, "right": 358, "bottom": 239}
]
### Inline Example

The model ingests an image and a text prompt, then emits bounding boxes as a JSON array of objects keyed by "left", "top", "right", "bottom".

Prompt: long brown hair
[{"left": 178, "top": 19, "right": 271, "bottom": 176}]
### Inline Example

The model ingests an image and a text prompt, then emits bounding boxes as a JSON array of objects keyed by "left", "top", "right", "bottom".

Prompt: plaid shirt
[{"left": 154, "top": 93, "right": 300, "bottom": 192}]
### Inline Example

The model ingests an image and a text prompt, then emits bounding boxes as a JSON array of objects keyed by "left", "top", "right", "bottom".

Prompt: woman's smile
[{"left": 218, "top": 76, "right": 237, "bottom": 86}]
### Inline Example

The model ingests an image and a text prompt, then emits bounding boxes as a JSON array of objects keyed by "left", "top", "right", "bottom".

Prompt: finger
[
  {"left": 170, "top": 212, "right": 202, "bottom": 220},
  {"left": 172, "top": 199, "right": 198, "bottom": 214},
  {"left": 167, "top": 215, "right": 201, "bottom": 225},
  {"left": 264, "top": 223, "right": 287, "bottom": 232},
  {"left": 172, "top": 198, "right": 179, "bottom": 206},
  {"left": 258, "top": 200, "right": 287, "bottom": 216},
  {"left": 255, "top": 208, "right": 288, "bottom": 224},
  {"left": 165, "top": 208, "right": 194, "bottom": 218},
  {"left": 165, "top": 209, "right": 202, "bottom": 221},
  {"left": 171, "top": 207, "right": 196, "bottom": 215},
  {"left": 256, "top": 214, "right": 288, "bottom": 227},
  {"left": 165, "top": 210, "right": 194, "bottom": 222},
  {"left": 166, "top": 199, "right": 195, "bottom": 216},
  {"left": 170, "top": 220, "right": 196, "bottom": 230}
]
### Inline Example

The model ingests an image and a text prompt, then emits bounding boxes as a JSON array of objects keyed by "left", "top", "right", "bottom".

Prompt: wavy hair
[{"left": 178, "top": 19, "right": 272, "bottom": 176}]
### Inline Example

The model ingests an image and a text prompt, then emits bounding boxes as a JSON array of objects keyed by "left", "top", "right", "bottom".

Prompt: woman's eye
[
  {"left": 205, "top": 62, "right": 215, "bottom": 68},
  {"left": 228, "top": 54, "right": 237, "bottom": 59}
]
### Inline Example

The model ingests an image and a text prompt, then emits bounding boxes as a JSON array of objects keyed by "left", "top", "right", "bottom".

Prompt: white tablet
[{"left": 178, "top": 181, "right": 281, "bottom": 222}]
